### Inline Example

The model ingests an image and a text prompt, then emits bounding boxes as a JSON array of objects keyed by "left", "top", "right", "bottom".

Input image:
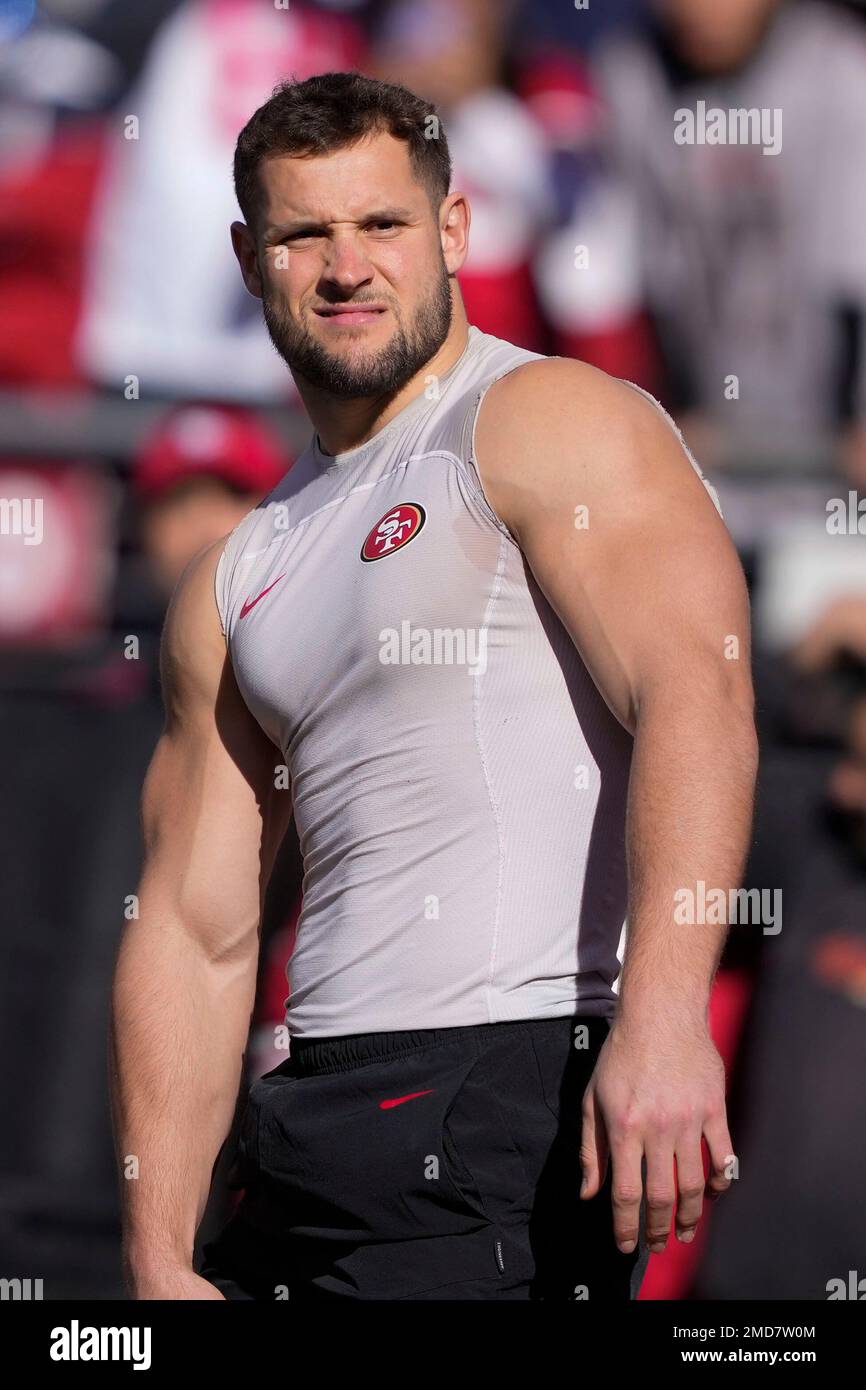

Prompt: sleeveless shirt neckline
[{"left": 311, "top": 325, "right": 480, "bottom": 469}]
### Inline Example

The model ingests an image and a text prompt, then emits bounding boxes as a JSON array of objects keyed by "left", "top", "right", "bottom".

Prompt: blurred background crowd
[{"left": 1, "top": 0, "right": 865, "bottom": 1301}]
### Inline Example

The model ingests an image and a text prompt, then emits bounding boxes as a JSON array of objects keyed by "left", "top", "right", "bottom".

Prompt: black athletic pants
[{"left": 199, "top": 1013, "right": 650, "bottom": 1300}]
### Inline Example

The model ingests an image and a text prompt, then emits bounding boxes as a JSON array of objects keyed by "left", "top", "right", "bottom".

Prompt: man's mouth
[{"left": 313, "top": 304, "right": 389, "bottom": 326}]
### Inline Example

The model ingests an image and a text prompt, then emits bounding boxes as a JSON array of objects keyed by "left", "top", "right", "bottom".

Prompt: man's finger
[
  {"left": 673, "top": 1136, "right": 706, "bottom": 1243},
  {"left": 609, "top": 1135, "right": 644, "bottom": 1253},
  {"left": 703, "top": 1112, "right": 736, "bottom": 1201},
  {"left": 579, "top": 1087, "right": 609, "bottom": 1198},
  {"left": 643, "top": 1138, "right": 676, "bottom": 1253}
]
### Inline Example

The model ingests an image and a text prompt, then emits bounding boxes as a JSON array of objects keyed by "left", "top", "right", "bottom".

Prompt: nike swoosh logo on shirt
[
  {"left": 239, "top": 574, "right": 286, "bottom": 619},
  {"left": 379, "top": 1089, "right": 436, "bottom": 1110}
]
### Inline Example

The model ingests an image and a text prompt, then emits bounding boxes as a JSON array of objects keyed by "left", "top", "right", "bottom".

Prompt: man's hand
[{"left": 580, "top": 1018, "right": 734, "bottom": 1254}]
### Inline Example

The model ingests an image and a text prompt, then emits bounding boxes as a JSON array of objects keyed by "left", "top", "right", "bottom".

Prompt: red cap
[
  {"left": 516, "top": 53, "right": 601, "bottom": 144},
  {"left": 134, "top": 404, "right": 289, "bottom": 500}
]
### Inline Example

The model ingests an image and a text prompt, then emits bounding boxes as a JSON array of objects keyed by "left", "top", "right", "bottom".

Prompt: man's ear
[
  {"left": 440, "top": 191, "right": 470, "bottom": 276},
  {"left": 230, "top": 221, "right": 263, "bottom": 299}
]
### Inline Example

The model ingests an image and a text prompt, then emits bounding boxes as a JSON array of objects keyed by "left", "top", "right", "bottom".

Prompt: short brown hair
[{"left": 233, "top": 70, "right": 452, "bottom": 228}]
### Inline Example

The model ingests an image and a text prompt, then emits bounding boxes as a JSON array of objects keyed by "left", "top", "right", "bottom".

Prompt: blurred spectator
[
  {"left": 519, "top": 50, "right": 661, "bottom": 386},
  {"left": 512, "top": 0, "right": 651, "bottom": 384},
  {"left": 76, "top": 0, "right": 366, "bottom": 401},
  {"left": 133, "top": 402, "right": 288, "bottom": 597},
  {"left": 0, "top": 3, "right": 122, "bottom": 170},
  {"left": 0, "top": 1, "right": 124, "bottom": 387},
  {"left": 586, "top": 0, "right": 866, "bottom": 471}
]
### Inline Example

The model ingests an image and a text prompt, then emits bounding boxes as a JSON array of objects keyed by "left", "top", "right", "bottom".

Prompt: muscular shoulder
[
  {"left": 479, "top": 357, "right": 676, "bottom": 477},
  {"left": 475, "top": 357, "right": 718, "bottom": 539},
  {"left": 484, "top": 355, "right": 637, "bottom": 417}
]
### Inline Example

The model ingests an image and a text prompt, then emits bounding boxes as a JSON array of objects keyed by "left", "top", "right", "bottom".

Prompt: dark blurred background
[{"left": 0, "top": 0, "right": 865, "bottom": 1300}]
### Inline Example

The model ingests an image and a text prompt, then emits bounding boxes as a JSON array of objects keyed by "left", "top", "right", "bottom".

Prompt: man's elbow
[{"left": 155, "top": 882, "right": 262, "bottom": 968}]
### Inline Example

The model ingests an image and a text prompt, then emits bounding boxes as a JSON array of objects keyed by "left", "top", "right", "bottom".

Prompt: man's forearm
[
  {"left": 110, "top": 915, "right": 258, "bottom": 1282},
  {"left": 615, "top": 687, "right": 758, "bottom": 1034}
]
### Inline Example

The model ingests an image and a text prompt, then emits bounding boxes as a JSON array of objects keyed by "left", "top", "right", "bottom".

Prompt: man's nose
[{"left": 320, "top": 233, "right": 374, "bottom": 295}]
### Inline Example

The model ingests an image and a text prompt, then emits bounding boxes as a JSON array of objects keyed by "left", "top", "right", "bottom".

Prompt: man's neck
[{"left": 296, "top": 314, "right": 470, "bottom": 458}]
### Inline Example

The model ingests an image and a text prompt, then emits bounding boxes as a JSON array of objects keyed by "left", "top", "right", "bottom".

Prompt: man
[{"left": 111, "top": 71, "right": 757, "bottom": 1302}]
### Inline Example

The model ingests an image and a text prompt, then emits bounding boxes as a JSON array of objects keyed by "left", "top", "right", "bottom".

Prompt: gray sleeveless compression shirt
[{"left": 215, "top": 325, "right": 721, "bottom": 1037}]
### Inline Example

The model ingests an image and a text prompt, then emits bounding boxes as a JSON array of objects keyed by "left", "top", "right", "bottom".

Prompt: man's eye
[{"left": 368, "top": 221, "right": 398, "bottom": 232}]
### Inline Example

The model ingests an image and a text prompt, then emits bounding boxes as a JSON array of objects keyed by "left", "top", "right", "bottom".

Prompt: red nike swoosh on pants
[{"left": 379, "top": 1089, "right": 436, "bottom": 1110}]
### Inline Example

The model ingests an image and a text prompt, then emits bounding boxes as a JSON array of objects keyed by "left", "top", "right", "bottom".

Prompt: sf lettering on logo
[
  {"left": 376, "top": 510, "right": 414, "bottom": 552},
  {"left": 360, "top": 503, "right": 426, "bottom": 562}
]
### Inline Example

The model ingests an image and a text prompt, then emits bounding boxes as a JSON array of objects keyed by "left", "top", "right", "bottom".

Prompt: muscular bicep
[
  {"left": 476, "top": 360, "right": 753, "bottom": 733},
  {"left": 139, "top": 540, "right": 292, "bottom": 958}
]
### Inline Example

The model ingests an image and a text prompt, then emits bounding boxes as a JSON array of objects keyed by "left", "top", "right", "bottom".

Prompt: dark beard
[{"left": 261, "top": 260, "right": 453, "bottom": 399}]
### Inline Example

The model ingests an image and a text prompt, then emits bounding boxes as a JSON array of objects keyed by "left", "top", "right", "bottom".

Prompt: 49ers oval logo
[{"left": 360, "top": 503, "right": 426, "bottom": 562}]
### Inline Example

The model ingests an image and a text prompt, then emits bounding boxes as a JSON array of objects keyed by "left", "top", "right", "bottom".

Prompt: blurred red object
[
  {"left": 811, "top": 932, "right": 866, "bottom": 1008},
  {"left": 516, "top": 51, "right": 602, "bottom": 148},
  {"left": 0, "top": 125, "right": 105, "bottom": 387},
  {"left": 0, "top": 461, "right": 115, "bottom": 645},
  {"left": 134, "top": 403, "right": 290, "bottom": 500},
  {"left": 458, "top": 260, "right": 546, "bottom": 355},
  {"left": 555, "top": 315, "right": 661, "bottom": 399}
]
